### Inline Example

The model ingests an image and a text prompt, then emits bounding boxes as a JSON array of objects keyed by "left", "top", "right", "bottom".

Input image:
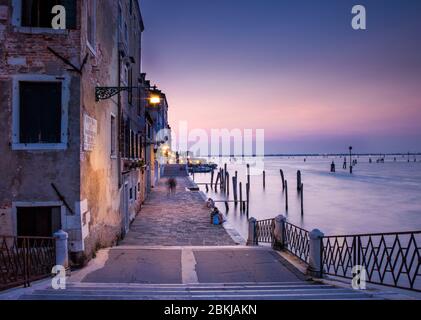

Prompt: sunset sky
[{"left": 140, "top": 0, "right": 421, "bottom": 154}]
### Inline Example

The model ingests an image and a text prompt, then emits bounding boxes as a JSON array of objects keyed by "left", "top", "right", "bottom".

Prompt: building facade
[{"left": 0, "top": 0, "right": 166, "bottom": 264}]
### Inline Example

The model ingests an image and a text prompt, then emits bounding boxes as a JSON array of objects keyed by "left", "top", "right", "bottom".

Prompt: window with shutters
[
  {"left": 111, "top": 114, "right": 117, "bottom": 157},
  {"left": 135, "top": 134, "right": 139, "bottom": 159},
  {"left": 130, "top": 130, "right": 135, "bottom": 159},
  {"left": 12, "top": 75, "right": 69, "bottom": 150},
  {"left": 128, "top": 67, "right": 133, "bottom": 105},
  {"left": 19, "top": 82, "right": 61, "bottom": 144},
  {"left": 123, "top": 119, "right": 131, "bottom": 159},
  {"left": 20, "top": 0, "right": 77, "bottom": 29}
]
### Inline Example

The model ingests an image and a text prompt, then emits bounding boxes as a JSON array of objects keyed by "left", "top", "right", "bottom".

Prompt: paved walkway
[
  {"left": 80, "top": 246, "right": 305, "bottom": 284},
  {"left": 121, "top": 170, "right": 235, "bottom": 246},
  {"left": 1, "top": 247, "right": 385, "bottom": 300}
]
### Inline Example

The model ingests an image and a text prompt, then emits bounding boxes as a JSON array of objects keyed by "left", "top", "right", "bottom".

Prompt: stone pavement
[
  {"left": 3, "top": 247, "right": 384, "bottom": 300},
  {"left": 80, "top": 247, "right": 304, "bottom": 284},
  {"left": 121, "top": 173, "right": 235, "bottom": 246}
]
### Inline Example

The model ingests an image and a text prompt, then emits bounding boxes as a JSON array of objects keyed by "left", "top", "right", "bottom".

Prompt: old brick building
[{"left": 0, "top": 0, "right": 165, "bottom": 264}]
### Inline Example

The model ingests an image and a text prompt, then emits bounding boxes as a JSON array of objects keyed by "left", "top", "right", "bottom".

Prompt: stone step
[
  {"left": 19, "top": 282, "right": 377, "bottom": 300},
  {"left": 66, "top": 281, "right": 318, "bottom": 288},
  {"left": 27, "top": 285, "right": 344, "bottom": 293},
  {"left": 20, "top": 292, "right": 374, "bottom": 300}
]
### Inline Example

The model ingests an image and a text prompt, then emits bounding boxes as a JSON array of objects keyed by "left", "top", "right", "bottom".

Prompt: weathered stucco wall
[
  {"left": 79, "top": 0, "right": 146, "bottom": 260},
  {"left": 0, "top": 0, "right": 81, "bottom": 244},
  {"left": 0, "top": 0, "right": 147, "bottom": 265},
  {"left": 79, "top": 0, "right": 121, "bottom": 258}
]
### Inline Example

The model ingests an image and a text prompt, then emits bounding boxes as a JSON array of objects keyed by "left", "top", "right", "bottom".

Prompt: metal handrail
[
  {"left": 254, "top": 218, "right": 310, "bottom": 263},
  {"left": 1, "top": 235, "right": 56, "bottom": 291},
  {"left": 254, "top": 217, "right": 421, "bottom": 292},
  {"left": 256, "top": 219, "right": 275, "bottom": 244},
  {"left": 284, "top": 221, "right": 310, "bottom": 263},
  {"left": 324, "top": 230, "right": 421, "bottom": 238},
  {"left": 322, "top": 232, "right": 421, "bottom": 292}
]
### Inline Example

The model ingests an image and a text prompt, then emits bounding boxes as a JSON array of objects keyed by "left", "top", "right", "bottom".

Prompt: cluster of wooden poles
[
  {"left": 195, "top": 164, "right": 305, "bottom": 216},
  {"left": 207, "top": 164, "right": 251, "bottom": 214}
]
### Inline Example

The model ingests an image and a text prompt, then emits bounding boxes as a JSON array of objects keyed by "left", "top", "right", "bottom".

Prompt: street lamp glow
[{"left": 149, "top": 96, "right": 161, "bottom": 105}]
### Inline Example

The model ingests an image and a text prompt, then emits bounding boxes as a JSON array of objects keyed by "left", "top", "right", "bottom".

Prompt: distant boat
[{"left": 188, "top": 165, "right": 214, "bottom": 173}]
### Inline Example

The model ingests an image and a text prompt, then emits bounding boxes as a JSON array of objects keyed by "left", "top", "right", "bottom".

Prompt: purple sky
[{"left": 140, "top": 0, "right": 421, "bottom": 154}]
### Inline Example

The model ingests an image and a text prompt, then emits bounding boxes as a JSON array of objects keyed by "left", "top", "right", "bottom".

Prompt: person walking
[{"left": 166, "top": 177, "right": 177, "bottom": 196}]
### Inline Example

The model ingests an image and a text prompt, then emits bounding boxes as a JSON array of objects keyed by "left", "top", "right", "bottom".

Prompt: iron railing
[
  {"left": 0, "top": 236, "right": 56, "bottom": 291},
  {"left": 256, "top": 219, "right": 275, "bottom": 244},
  {"left": 284, "top": 222, "right": 310, "bottom": 263},
  {"left": 255, "top": 218, "right": 310, "bottom": 263},
  {"left": 254, "top": 217, "right": 421, "bottom": 292},
  {"left": 322, "top": 231, "right": 421, "bottom": 292}
]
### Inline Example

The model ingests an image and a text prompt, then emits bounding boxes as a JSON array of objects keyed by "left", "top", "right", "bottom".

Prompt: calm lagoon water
[{"left": 194, "top": 156, "right": 421, "bottom": 240}]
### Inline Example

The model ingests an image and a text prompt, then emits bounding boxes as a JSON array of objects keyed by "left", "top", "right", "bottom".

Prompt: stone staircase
[{"left": 19, "top": 281, "right": 378, "bottom": 300}]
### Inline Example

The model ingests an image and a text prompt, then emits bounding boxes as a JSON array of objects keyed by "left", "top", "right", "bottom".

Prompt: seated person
[
  {"left": 206, "top": 198, "right": 215, "bottom": 209},
  {"left": 210, "top": 207, "right": 225, "bottom": 225}
]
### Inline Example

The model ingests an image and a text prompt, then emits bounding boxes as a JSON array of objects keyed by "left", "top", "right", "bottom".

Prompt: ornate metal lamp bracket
[{"left": 95, "top": 87, "right": 137, "bottom": 102}]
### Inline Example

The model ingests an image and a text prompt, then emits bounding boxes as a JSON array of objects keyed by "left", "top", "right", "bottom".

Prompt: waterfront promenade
[{"left": 121, "top": 166, "right": 235, "bottom": 246}]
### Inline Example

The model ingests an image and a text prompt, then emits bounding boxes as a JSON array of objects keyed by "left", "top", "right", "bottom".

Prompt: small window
[
  {"left": 129, "top": 188, "right": 133, "bottom": 200},
  {"left": 122, "top": 65, "right": 128, "bottom": 85},
  {"left": 130, "top": 130, "right": 135, "bottom": 159},
  {"left": 111, "top": 114, "right": 116, "bottom": 157},
  {"left": 21, "top": 0, "right": 77, "bottom": 29},
  {"left": 128, "top": 68, "right": 133, "bottom": 105},
  {"left": 87, "top": 0, "right": 96, "bottom": 49},
  {"left": 19, "top": 82, "right": 62, "bottom": 144},
  {"left": 118, "top": 5, "right": 122, "bottom": 33},
  {"left": 137, "top": 134, "right": 141, "bottom": 159},
  {"left": 137, "top": 87, "right": 142, "bottom": 116},
  {"left": 124, "top": 119, "right": 130, "bottom": 159}
]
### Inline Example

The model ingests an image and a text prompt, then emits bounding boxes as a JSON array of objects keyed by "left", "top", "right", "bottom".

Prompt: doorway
[{"left": 123, "top": 183, "right": 130, "bottom": 234}]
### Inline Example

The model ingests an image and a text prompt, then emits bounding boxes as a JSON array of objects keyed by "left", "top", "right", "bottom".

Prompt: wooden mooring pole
[
  {"left": 215, "top": 172, "right": 220, "bottom": 192},
  {"left": 233, "top": 176, "right": 238, "bottom": 205},
  {"left": 301, "top": 183, "right": 304, "bottom": 216},
  {"left": 285, "top": 180, "right": 289, "bottom": 211},
  {"left": 239, "top": 182, "right": 243, "bottom": 213},
  {"left": 246, "top": 182, "right": 250, "bottom": 215},
  {"left": 224, "top": 163, "right": 228, "bottom": 194},
  {"left": 210, "top": 170, "right": 214, "bottom": 188},
  {"left": 263, "top": 170, "right": 266, "bottom": 189},
  {"left": 297, "top": 170, "right": 302, "bottom": 191},
  {"left": 280, "top": 169, "right": 285, "bottom": 190},
  {"left": 226, "top": 172, "right": 230, "bottom": 196}
]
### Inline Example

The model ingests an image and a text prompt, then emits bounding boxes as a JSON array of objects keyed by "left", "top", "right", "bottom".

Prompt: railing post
[
  {"left": 308, "top": 229, "right": 324, "bottom": 278},
  {"left": 54, "top": 230, "right": 69, "bottom": 271},
  {"left": 273, "top": 215, "right": 286, "bottom": 250},
  {"left": 247, "top": 217, "right": 257, "bottom": 246}
]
